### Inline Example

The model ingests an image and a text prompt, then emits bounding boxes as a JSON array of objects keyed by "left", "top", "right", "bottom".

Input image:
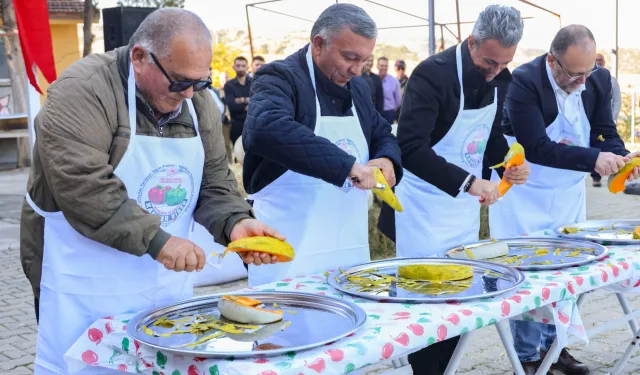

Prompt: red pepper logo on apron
[
  {"left": 136, "top": 164, "right": 195, "bottom": 227},
  {"left": 461, "top": 124, "right": 490, "bottom": 168},
  {"left": 335, "top": 138, "right": 361, "bottom": 193},
  {"left": 558, "top": 131, "right": 581, "bottom": 146}
]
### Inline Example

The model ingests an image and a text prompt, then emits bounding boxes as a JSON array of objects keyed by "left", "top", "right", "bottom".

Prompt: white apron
[
  {"left": 395, "top": 43, "right": 498, "bottom": 258},
  {"left": 31, "top": 64, "right": 204, "bottom": 375},
  {"left": 489, "top": 73, "right": 590, "bottom": 239},
  {"left": 247, "top": 47, "right": 370, "bottom": 287}
]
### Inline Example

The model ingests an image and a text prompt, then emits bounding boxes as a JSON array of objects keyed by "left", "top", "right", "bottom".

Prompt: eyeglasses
[
  {"left": 149, "top": 52, "right": 212, "bottom": 93},
  {"left": 551, "top": 53, "right": 598, "bottom": 83}
]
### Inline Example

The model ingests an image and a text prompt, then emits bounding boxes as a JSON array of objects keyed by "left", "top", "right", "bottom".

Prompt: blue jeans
[{"left": 510, "top": 320, "right": 556, "bottom": 362}]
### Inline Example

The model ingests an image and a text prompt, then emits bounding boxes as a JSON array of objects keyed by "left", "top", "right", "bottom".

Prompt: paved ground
[{"left": 2, "top": 168, "right": 640, "bottom": 374}]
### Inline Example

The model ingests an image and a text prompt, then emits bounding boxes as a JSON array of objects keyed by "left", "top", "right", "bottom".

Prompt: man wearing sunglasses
[
  {"left": 489, "top": 25, "right": 640, "bottom": 375},
  {"left": 20, "top": 9, "right": 282, "bottom": 374}
]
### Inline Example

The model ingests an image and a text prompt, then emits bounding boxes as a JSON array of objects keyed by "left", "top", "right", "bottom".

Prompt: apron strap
[
  {"left": 25, "top": 192, "right": 58, "bottom": 218},
  {"left": 127, "top": 62, "right": 137, "bottom": 143},
  {"left": 185, "top": 99, "right": 200, "bottom": 135},
  {"left": 455, "top": 43, "right": 465, "bottom": 114},
  {"left": 304, "top": 45, "right": 359, "bottom": 126}
]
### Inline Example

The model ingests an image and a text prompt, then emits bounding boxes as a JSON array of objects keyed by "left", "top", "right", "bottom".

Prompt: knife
[{"left": 350, "top": 176, "right": 385, "bottom": 190}]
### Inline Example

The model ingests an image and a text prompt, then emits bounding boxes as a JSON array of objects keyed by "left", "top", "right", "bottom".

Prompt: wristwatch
[{"left": 463, "top": 174, "right": 476, "bottom": 193}]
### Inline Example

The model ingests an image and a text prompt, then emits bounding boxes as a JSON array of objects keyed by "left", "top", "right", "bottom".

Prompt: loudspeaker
[{"left": 102, "top": 6, "right": 157, "bottom": 52}]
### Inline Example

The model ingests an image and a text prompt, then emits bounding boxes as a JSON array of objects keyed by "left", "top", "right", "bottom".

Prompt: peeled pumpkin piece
[
  {"left": 608, "top": 158, "right": 640, "bottom": 193},
  {"left": 449, "top": 240, "right": 509, "bottom": 260},
  {"left": 222, "top": 236, "right": 294, "bottom": 262},
  {"left": 397, "top": 264, "right": 473, "bottom": 282},
  {"left": 218, "top": 295, "right": 283, "bottom": 324},
  {"left": 490, "top": 142, "right": 525, "bottom": 197},
  {"left": 372, "top": 167, "right": 404, "bottom": 212}
]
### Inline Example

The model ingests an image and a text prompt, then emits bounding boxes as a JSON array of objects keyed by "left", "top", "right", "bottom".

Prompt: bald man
[{"left": 21, "top": 8, "right": 280, "bottom": 374}]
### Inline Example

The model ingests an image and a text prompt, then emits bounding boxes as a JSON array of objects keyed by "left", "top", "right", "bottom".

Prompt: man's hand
[
  {"left": 595, "top": 152, "right": 627, "bottom": 176},
  {"left": 366, "top": 158, "right": 396, "bottom": 187},
  {"left": 230, "top": 219, "right": 286, "bottom": 266},
  {"left": 504, "top": 162, "right": 530, "bottom": 185},
  {"left": 349, "top": 163, "right": 377, "bottom": 190},
  {"left": 625, "top": 151, "right": 640, "bottom": 181},
  {"left": 467, "top": 178, "right": 500, "bottom": 206},
  {"left": 156, "top": 236, "right": 206, "bottom": 272}
]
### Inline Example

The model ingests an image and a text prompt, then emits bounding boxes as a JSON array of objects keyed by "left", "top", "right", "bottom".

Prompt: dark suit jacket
[{"left": 502, "top": 54, "right": 628, "bottom": 172}]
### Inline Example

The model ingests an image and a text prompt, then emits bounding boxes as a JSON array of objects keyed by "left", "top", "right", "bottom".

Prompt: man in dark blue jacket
[
  {"left": 489, "top": 25, "right": 639, "bottom": 375},
  {"left": 241, "top": 3, "right": 402, "bottom": 287}
]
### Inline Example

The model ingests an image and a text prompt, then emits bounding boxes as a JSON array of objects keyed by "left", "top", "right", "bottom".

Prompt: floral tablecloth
[{"left": 64, "top": 225, "right": 640, "bottom": 375}]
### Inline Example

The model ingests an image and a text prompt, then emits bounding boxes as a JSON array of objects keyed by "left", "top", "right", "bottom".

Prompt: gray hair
[
  {"left": 471, "top": 5, "right": 524, "bottom": 48},
  {"left": 550, "top": 25, "right": 595, "bottom": 57},
  {"left": 128, "top": 8, "right": 211, "bottom": 59},
  {"left": 310, "top": 4, "right": 377, "bottom": 48}
]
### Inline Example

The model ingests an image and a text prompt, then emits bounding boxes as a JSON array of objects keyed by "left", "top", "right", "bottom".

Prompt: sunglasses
[{"left": 149, "top": 52, "right": 212, "bottom": 93}]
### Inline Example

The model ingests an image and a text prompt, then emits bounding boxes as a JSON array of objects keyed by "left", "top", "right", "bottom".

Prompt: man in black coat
[
  {"left": 378, "top": 5, "right": 530, "bottom": 375},
  {"left": 489, "top": 25, "right": 640, "bottom": 375},
  {"left": 241, "top": 3, "right": 402, "bottom": 287},
  {"left": 224, "top": 56, "right": 252, "bottom": 145}
]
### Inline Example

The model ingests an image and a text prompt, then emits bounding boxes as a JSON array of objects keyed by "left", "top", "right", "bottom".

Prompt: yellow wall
[{"left": 37, "top": 21, "right": 81, "bottom": 105}]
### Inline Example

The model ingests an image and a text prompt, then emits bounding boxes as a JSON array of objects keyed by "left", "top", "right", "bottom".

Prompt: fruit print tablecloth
[{"left": 64, "top": 246, "right": 640, "bottom": 375}]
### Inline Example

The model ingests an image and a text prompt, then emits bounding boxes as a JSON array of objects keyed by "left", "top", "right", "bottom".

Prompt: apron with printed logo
[
  {"left": 31, "top": 63, "right": 204, "bottom": 375},
  {"left": 247, "top": 47, "right": 371, "bottom": 287},
  {"left": 489, "top": 72, "right": 590, "bottom": 239},
  {"left": 395, "top": 43, "right": 498, "bottom": 258}
]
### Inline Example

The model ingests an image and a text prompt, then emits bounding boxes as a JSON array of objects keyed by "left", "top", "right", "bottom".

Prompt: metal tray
[
  {"left": 126, "top": 291, "right": 367, "bottom": 358},
  {"left": 446, "top": 237, "right": 608, "bottom": 271},
  {"left": 555, "top": 220, "right": 640, "bottom": 245},
  {"left": 327, "top": 258, "right": 525, "bottom": 303}
]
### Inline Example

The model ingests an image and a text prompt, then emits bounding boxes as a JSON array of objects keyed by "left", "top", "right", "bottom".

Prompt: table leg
[
  {"left": 392, "top": 359, "right": 403, "bottom": 369},
  {"left": 399, "top": 356, "right": 410, "bottom": 367},
  {"left": 443, "top": 331, "right": 474, "bottom": 375},
  {"left": 610, "top": 328, "right": 640, "bottom": 375},
  {"left": 537, "top": 335, "right": 561, "bottom": 375},
  {"left": 496, "top": 320, "right": 526, "bottom": 375},
  {"left": 615, "top": 293, "right": 640, "bottom": 335}
]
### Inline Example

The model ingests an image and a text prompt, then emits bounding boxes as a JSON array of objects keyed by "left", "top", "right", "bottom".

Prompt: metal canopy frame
[{"left": 244, "top": 0, "right": 561, "bottom": 60}]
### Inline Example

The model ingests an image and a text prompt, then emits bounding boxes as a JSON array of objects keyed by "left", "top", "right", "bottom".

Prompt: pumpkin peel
[
  {"left": 221, "top": 236, "right": 294, "bottom": 262},
  {"left": 608, "top": 157, "right": 640, "bottom": 193},
  {"left": 491, "top": 143, "right": 525, "bottom": 197}
]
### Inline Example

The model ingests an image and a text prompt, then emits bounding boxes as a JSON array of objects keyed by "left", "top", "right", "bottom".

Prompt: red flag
[{"left": 13, "top": 0, "right": 57, "bottom": 94}]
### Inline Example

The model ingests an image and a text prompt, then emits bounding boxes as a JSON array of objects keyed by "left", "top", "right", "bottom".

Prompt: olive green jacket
[{"left": 20, "top": 46, "right": 253, "bottom": 299}]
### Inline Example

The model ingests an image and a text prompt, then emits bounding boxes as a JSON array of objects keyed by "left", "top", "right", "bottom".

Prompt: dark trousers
[
  {"left": 34, "top": 296, "right": 39, "bottom": 324},
  {"left": 230, "top": 120, "right": 244, "bottom": 146},
  {"left": 591, "top": 171, "right": 602, "bottom": 182},
  {"left": 381, "top": 110, "right": 396, "bottom": 125},
  {"left": 408, "top": 336, "right": 460, "bottom": 374}
]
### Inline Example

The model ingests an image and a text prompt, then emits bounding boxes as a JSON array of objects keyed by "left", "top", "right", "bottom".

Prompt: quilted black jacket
[{"left": 242, "top": 44, "right": 403, "bottom": 194}]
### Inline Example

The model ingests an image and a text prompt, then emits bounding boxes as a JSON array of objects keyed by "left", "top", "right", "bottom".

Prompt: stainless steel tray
[
  {"left": 327, "top": 258, "right": 525, "bottom": 303},
  {"left": 126, "top": 291, "right": 366, "bottom": 358},
  {"left": 555, "top": 220, "right": 640, "bottom": 245},
  {"left": 446, "top": 237, "right": 608, "bottom": 271}
]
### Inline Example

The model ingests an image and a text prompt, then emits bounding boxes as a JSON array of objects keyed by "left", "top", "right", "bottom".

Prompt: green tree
[
  {"left": 116, "top": 0, "right": 185, "bottom": 7},
  {"left": 211, "top": 42, "right": 242, "bottom": 88}
]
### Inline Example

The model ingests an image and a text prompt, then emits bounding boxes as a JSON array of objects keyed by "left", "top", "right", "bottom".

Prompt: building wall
[{"left": 37, "top": 21, "right": 82, "bottom": 105}]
